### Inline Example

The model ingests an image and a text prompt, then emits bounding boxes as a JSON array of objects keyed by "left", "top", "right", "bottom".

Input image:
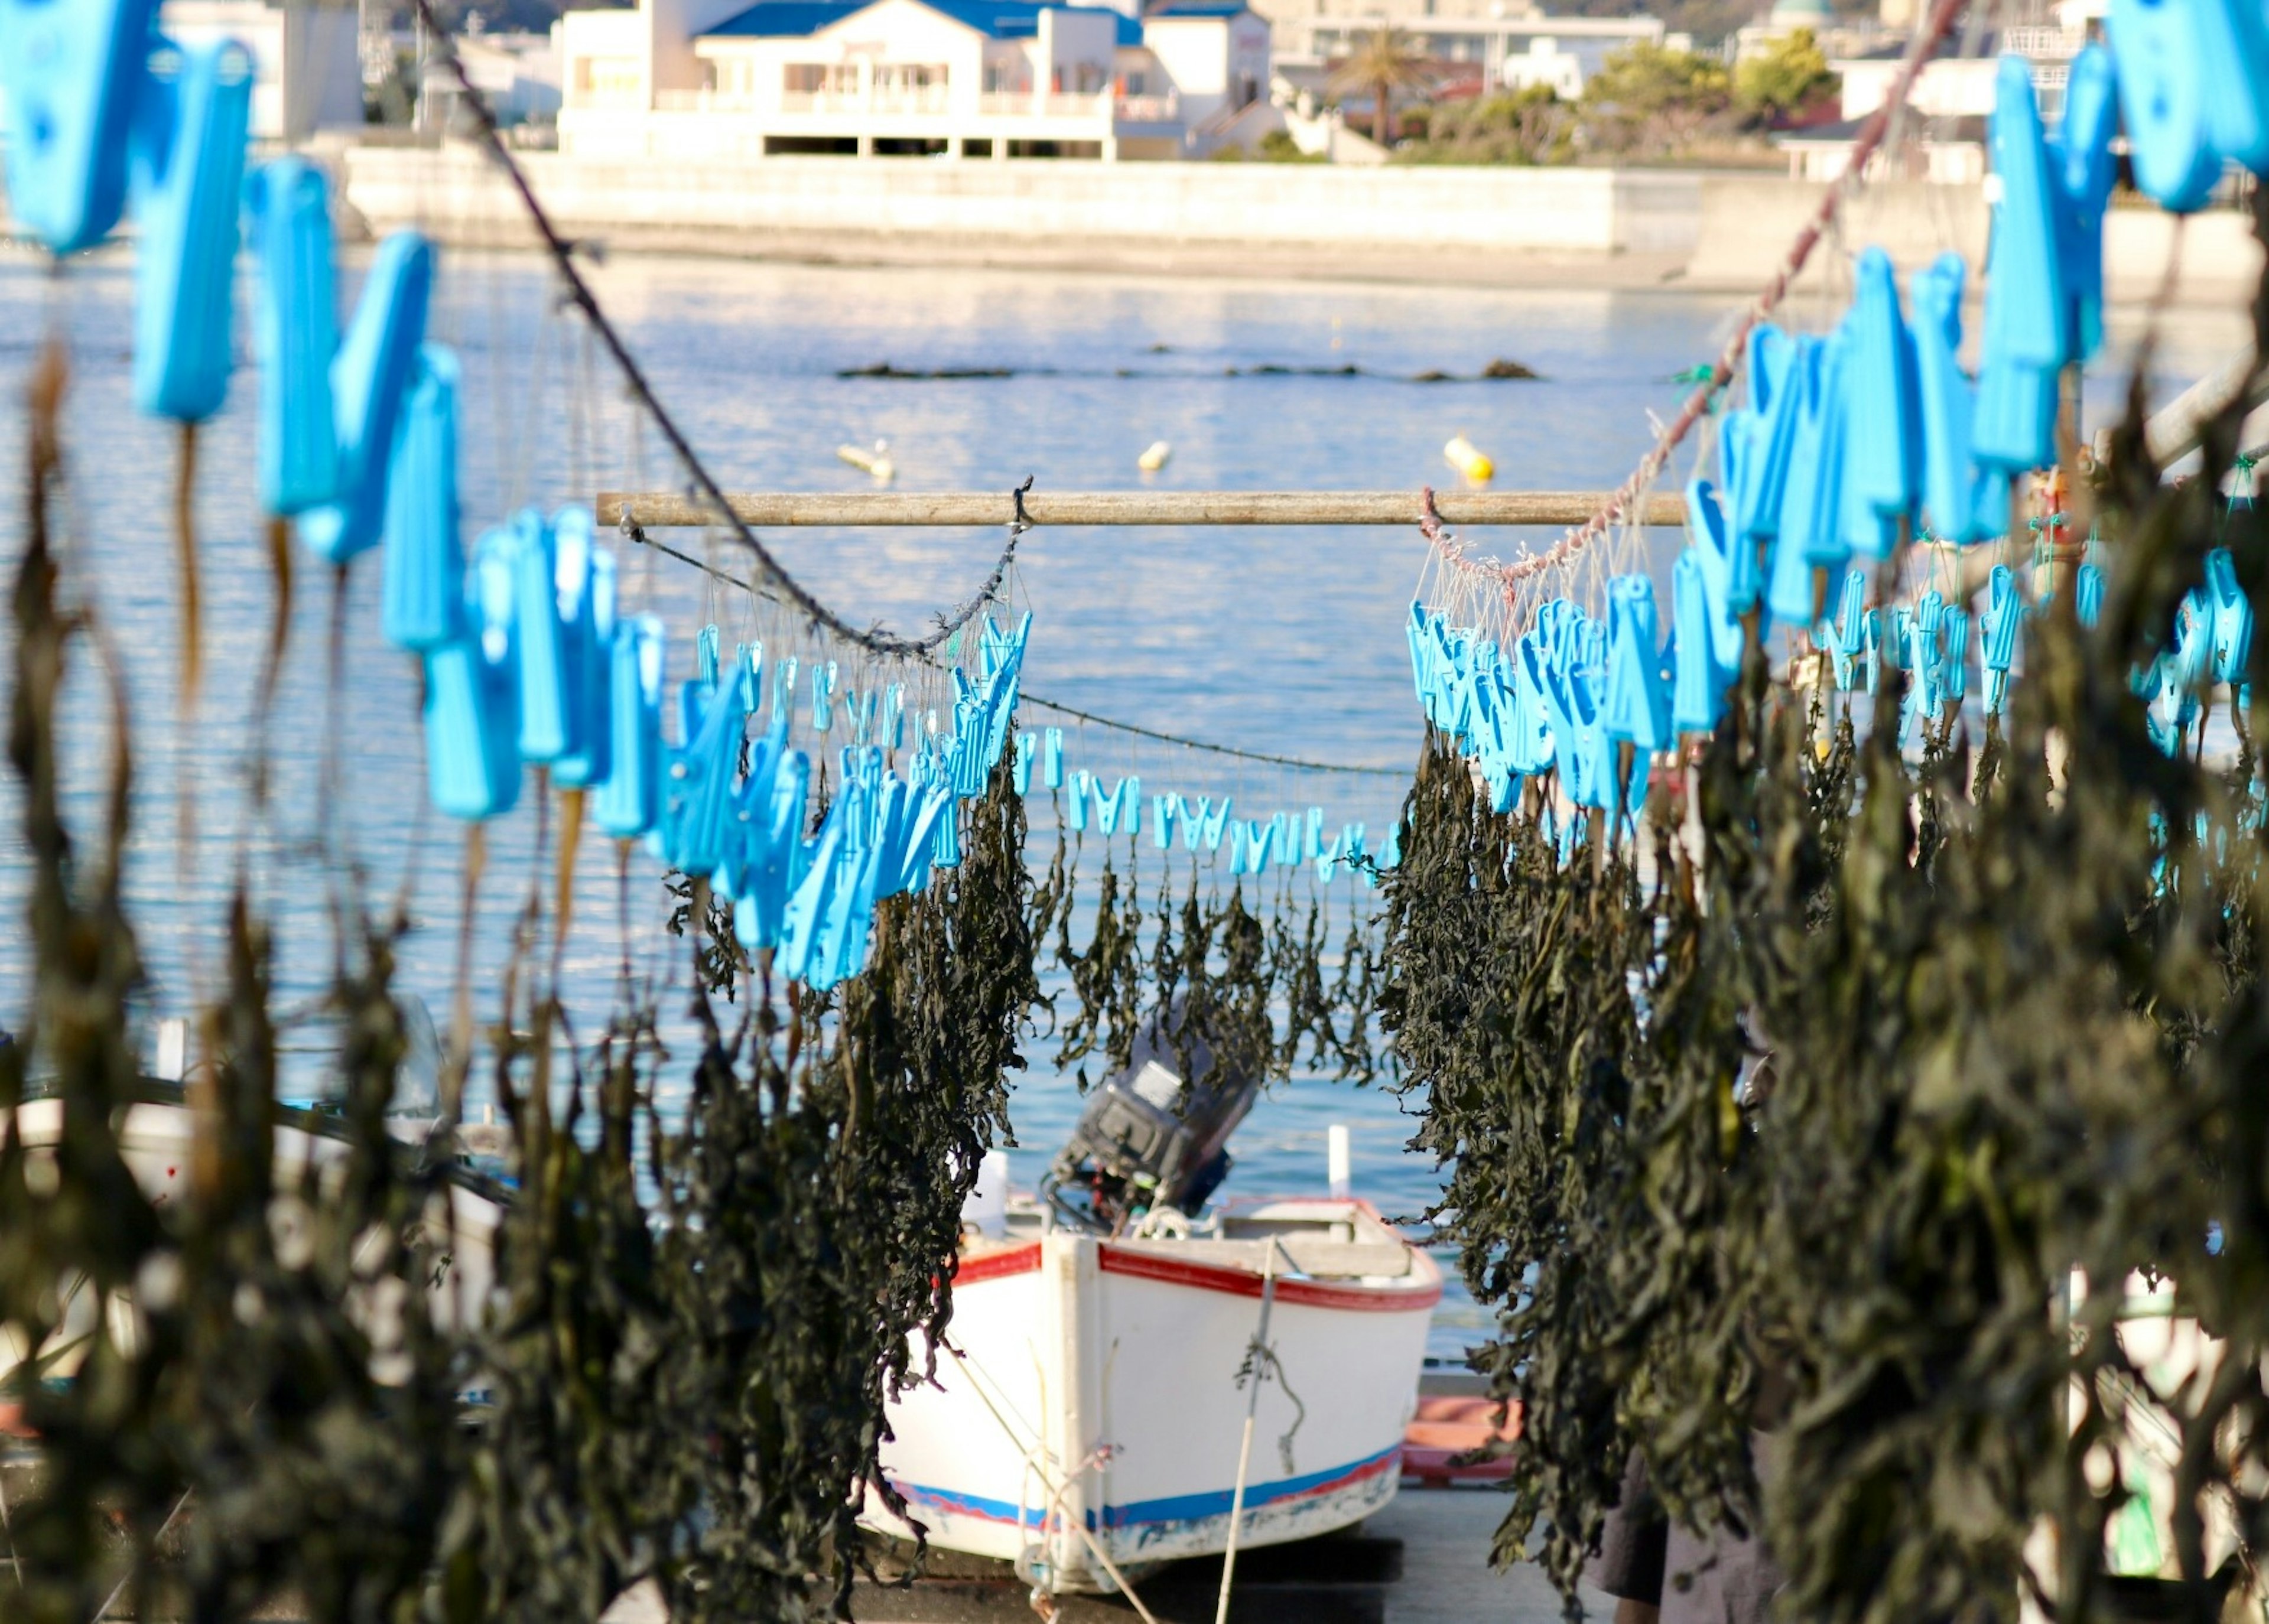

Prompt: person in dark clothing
[{"left": 1589, "top": 1444, "right": 1787, "bottom": 1624}]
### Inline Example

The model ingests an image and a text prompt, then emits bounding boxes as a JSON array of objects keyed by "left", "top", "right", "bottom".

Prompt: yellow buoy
[
  {"left": 1444, "top": 432, "right": 1493, "bottom": 485},
  {"left": 1138, "top": 440, "right": 1172, "bottom": 472},
  {"left": 836, "top": 438, "right": 895, "bottom": 483}
]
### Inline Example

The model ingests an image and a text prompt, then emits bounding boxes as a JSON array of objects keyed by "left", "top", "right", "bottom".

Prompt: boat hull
[{"left": 863, "top": 1199, "right": 1438, "bottom": 1590}]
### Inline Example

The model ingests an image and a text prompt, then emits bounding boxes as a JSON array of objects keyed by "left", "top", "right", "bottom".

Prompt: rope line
[
  {"left": 1432, "top": 0, "right": 1973, "bottom": 608},
  {"left": 410, "top": 0, "right": 1023, "bottom": 661},
  {"left": 625, "top": 529, "right": 1407, "bottom": 777}
]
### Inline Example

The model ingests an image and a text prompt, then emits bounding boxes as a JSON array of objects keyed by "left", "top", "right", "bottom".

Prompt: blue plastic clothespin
[
  {"left": 380, "top": 345, "right": 461, "bottom": 652},
  {"left": 1844, "top": 247, "right": 1921, "bottom": 541},
  {"left": 425, "top": 541, "right": 522, "bottom": 822},
  {"left": 1043, "top": 727, "right": 1065, "bottom": 789},
  {"left": 1201, "top": 796, "right": 1233, "bottom": 852},
  {"left": 1909, "top": 255, "right": 1990, "bottom": 543},
  {"left": 245, "top": 158, "right": 339, "bottom": 516},
  {"left": 0, "top": 0, "right": 161, "bottom": 254},
  {"left": 1815, "top": 569, "right": 1861, "bottom": 692},
  {"left": 594, "top": 617, "right": 665, "bottom": 838},
  {"left": 503, "top": 512, "right": 574, "bottom": 765},
  {"left": 1603, "top": 575, "right": 1672, "bottom": 753},
  {"left": 1687, "top": 480, "right": 1750, "bottom": 673},
  {"left": 1981, "top": 565, "right": 2021, "bottom": 715},
  {"left": 810, "top": 660, "right": 837, "bottom": 733},
  {"left": 2206, "top": 549, "right": 2252, "bottom": 685},
  {"left": 1974, "top": 60, "right": 2064, "bottom": 476},
  {"left": 1068, "top": 769, "right": 1092, "bottom": 832},
  {"left": 1013, "top": 731, "right": 1038, "bottom": 795},
  {"left": 2055, "top": 45, "right": 2120, "bottom": 364},
  {"left": 2076, "top": 560, "right": 2107, "bottom": 630},
  {"left": 553, "top": 525, "right": 616, "bottom": 792},
  {"left": 1940, "top": 606, "right": 1971, "bottom": 702},
  {"left": 1153, "top": 794, "right": 1178, "bottom": 848},
  {"left": 1181, "top": 795, "right": 1208, "bottom": 852},
  {"left": 130, "top": 36, "right": 252, "bottom": 423},
  {"left": 298, "top": 232, "right": 434, "bottom": 563},
  {"left": 1734, "top": 323, "right": 1801, "bottom": 542},
  {"left": 1671, "top": 549, "right": 1728, "bottom": 733},
  {"left": 2107, "top": 0, "right": 2219, "bottom": 210}
]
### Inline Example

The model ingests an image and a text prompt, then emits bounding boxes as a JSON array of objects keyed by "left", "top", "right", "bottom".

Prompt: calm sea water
[{"left": 0, "top": 242, "right": 2241, "bottom": 1359}]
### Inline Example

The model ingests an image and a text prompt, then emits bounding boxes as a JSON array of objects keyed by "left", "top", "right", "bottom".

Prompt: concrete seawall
[{"left": 343, "top": 144, "right": 2258, "bottom": 302}]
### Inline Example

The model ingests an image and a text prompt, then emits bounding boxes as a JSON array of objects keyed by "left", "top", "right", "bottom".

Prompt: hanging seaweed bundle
[
  {"left": 1, "top": 350, "right": 464, "bottom": 1623},
  {"left": 642, "top": 761, "right": 1035, "bottom": 1622},
  {"left": 1387, "top": 196, "right": 2269, "bottom": 1623}
]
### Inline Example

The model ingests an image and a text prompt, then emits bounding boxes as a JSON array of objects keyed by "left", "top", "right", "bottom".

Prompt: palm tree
[{"left": 1327, "top": 27, "right": 1432, "bottom": 147}]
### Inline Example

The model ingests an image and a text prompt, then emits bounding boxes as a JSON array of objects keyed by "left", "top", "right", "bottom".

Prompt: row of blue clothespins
[
  {"left": 401, "top": 497, "right": 1030, "bottom": 990},
  {"left": 1009, "top": 734, "right": 1400, "bottom": 883}
]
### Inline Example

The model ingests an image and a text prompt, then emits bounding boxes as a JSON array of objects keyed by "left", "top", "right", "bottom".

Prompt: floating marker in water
[
  {"left": 379, "top": 344, "right": 462, "bottom": 652},
  {"left": 300, "top": 232, "right": 434, "bottom": 563},
  {"left": 246, "top": 158, "right": 340, "bottom": 516},
  {"left": 1444, "top": 433, "right": 1494, "bottom": 485},
  {"left": 130, "top": 37, "right": 253, "bottom": 423},
  {"left": 0, "top": 0, "right": 161, "bottom": 254},
  {"left": 1138, "top": 440, "right": 1171, "bottom": 471}
]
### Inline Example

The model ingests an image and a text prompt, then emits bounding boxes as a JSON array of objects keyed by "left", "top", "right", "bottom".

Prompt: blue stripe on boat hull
[{"left": 893, "top": 1441, "right": 1401, "bottom": 1531}]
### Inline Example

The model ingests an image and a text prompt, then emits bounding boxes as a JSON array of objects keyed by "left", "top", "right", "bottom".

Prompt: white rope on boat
[{"left": 1214, "top": 1236, "right": 1286, "bottom": 1624}]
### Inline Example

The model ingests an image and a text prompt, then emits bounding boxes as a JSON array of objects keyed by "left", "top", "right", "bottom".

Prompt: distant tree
[
  {"left": 1735, "top": 28, "right": 1839, "bottom": 123},
  {"left": 1579, "top": 41, "right": 1732, "bottom": 155},
  {"left": 1328, "top": 28, "right": 1435, "bottom": 145},
  {"left": 1396, "top": 84, "right": 1573, "bottom": 165}
]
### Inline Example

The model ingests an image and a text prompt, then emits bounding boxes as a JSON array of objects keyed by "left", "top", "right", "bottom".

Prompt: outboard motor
[{"left": 1041, "top": 998, "right": 1262, "bottom": 1234}]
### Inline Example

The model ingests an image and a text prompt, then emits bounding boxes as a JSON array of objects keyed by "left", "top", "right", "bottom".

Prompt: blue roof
[
  {"left": 1145, "top": 1, "right": 1251, "bottom": 15},
  {"left": 705, "top": 0, "right": 1140, "bottom": 44}
]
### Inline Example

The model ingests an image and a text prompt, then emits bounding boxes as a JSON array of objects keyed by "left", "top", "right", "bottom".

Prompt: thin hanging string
[
  {"left": 625, "top": 528, "right": 1406, "bottom": 777},
  {"left": 410, "top": 0, "right": 1025, "bottom": 662},
  {"left": 1419, "top": 0, "right": 1971, "bottom": 612}
]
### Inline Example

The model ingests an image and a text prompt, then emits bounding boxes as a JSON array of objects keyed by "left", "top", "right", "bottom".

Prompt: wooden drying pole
[{"left": 594, "top": 490, "right": 1689, "bottom": 529}]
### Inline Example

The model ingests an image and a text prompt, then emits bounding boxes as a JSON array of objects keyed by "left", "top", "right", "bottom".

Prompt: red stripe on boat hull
[{"left": 1097, "top": 1244, "right": 1441, "bottom": 1313}]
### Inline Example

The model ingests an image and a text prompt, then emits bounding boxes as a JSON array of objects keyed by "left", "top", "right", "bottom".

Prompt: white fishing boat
[
  {"left": 860, "top": 1006, "right": 1439, "bottom": 1594},
  {"left": 0, "top": 1066, "right": 504, "bottom": 1393}
]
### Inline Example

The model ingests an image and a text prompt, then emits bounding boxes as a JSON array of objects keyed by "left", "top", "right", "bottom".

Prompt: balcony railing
[
  {"left": 779, "top": 89, "right": 866, "bottom": 112},
  {"left": 978, "top": 90, "right": 1110, "bottom": 118},
  {"left": 1113, "top": 92, "right": 1179, "bottom": 122},
  {"left": 2001, "top": 24, "right": 2086, "bottom": 58},
  {"left": 870, "top": 86, "right": 951, "bottom": 113},
  {"left": 654, "top": 88, "right": 761, "bottom": 112}
]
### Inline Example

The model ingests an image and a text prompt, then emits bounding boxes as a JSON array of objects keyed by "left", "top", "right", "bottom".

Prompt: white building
[
  {"left": 1260, "top": 0, "right": 1663, "bottom": 91},
  {"left": 557, "top": 0, "right": 1270, "bottom": 160},
  {"left": 155, "top": 0, "right": 365, "bottom": 140},
  {"left": 422, "top": 30, "right": 564, "bottom": 128}
]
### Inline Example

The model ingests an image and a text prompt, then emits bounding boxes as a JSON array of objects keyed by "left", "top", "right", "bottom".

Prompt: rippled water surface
[{"left": 0, "top": 243, "right": 2242, "bottom": 1359}]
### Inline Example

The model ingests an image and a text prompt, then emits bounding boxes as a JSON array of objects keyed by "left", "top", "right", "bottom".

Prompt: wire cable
[
  {"left": 626, "top": 529, "right": 1409, "bottom": 777},
  {"left": 408, "top": 0, "right": 1022, "bottom": 661}
]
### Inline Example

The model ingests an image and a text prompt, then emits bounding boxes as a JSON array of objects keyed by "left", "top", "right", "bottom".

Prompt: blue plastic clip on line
[
  {"left": 2193, "top": 0, "right": 2269, "bottom": 180},
  {"left": 1153, "top": 794, "right": 1177, "bottom": 848},
  {"left": 1844, "top": 247, "right": 1921, "bottom": 539},
  {"left": 594, "top": 617, "right": 665, "bottom": 839},
  {"left": 1821, "top": 569, "right": 1868, "bottom": 692},
  {"left": 1941, "top": 606, "right": 1971, "bottom": 702},
  {"left": 1671, "top": 550, "right": 1727, "bottom": 733},
  {"left": 932, "top": 794, "right": 963, "bottom": 868},
  {"left": 422, "top": 634, "right": 521, "bottom": 823},
  {"left": 379, "top": 345, "right": 461, "bottom": 653},
  {"left": 1201, "top": 796, "right": 1232, "bottom": 852},
  {"left": 2055, "top": 44, "right": 2120, "bottom": 364},
  {"left": 2076, "top": 560, "right": 2107, "bottom": 630},
  {"left": 245, "top": 159, "right": 339, "bottom": 516},
  {"left": 1686, "top": 480, "right": 1749, "bottom": 673},
  {"left": 505, "top": 511, "right": 576, "bottom": 765},
  {"left": 1735, "top": 324, "right": 1800, "bottom": 542},
  {"left": 1014, "top": 731, "right": 1037, "bottom": 795},
  {"left": 2108, "top": 0, "right": 2221, "bottom": 210},
  {"left": 1095, "top": 776, "right": 1124, "bottom": 836},
  {"left": 1985, "top": 57, "right": 2069, "bottom": 369},
  {"left": 811, "top": 660, "right": 837, "bottom": 733},
  {"left": 130, "top": 37, "right": 252, "bottom": 423},
  {"left": 1981, "top": 566, "right": 2021, "bottom": 715},
  {"left": 1068, "top": 770, "right": 1092, "bottom": 832},
  {"left": 299, "top": 232, "right": 434, "bottom": 564},
  {"left": 1910, "top": 255, "right": 1988, "bottom": 542},
  {"left": 0, "top": 0, "right": 162, "bottom": 254},
  {"left": 1604, "top": 575, "right": 1672, "bottom": 753},
  {"left": 1043, "top": 727, "right": 1064, "bottom": 789},
  {"left": 550, "top": 509, "right": 615, "bottom": 790},
  {"left": 2206, "top": 549, "right": 2252, "bottom": 683}
]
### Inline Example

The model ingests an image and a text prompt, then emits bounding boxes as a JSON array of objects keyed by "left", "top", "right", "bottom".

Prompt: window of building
[
  {"left": 782, "top": 62, "right": 857, "bottom": 94},
  {"left": 1074, "top": 61, "right": 1105, "bottom": 93}
]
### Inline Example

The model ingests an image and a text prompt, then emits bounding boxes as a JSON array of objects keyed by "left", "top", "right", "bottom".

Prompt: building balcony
[
  {"left": 655, "top": 87, "right": 761, "bottom": 111},
  {"left": 979, "top": 90, "right": 1110, "bottom": 118},
  {"left": 1113, "top": 91, "right": 1179, "bottom": 122}
]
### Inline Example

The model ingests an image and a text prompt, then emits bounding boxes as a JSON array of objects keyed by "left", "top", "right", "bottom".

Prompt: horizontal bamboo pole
[{"left": 595, "top": 489, "right": 1689, "bottom": 529}]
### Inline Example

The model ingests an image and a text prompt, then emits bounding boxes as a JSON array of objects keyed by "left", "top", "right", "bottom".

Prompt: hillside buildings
[{"left": 558, "top": 0, "right": 1271, "bottom": 159}]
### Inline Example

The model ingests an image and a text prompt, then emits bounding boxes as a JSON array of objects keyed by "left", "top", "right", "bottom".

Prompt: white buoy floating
[
  {"left": 1137, "top": 440, "right": 1172, "bottom": 472},
  {"left": 1444, "top": 432, "right": 1494, "bottom": 486},
  {"left": 837, "top": 438, "right": 895, "bottom": 483}
]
